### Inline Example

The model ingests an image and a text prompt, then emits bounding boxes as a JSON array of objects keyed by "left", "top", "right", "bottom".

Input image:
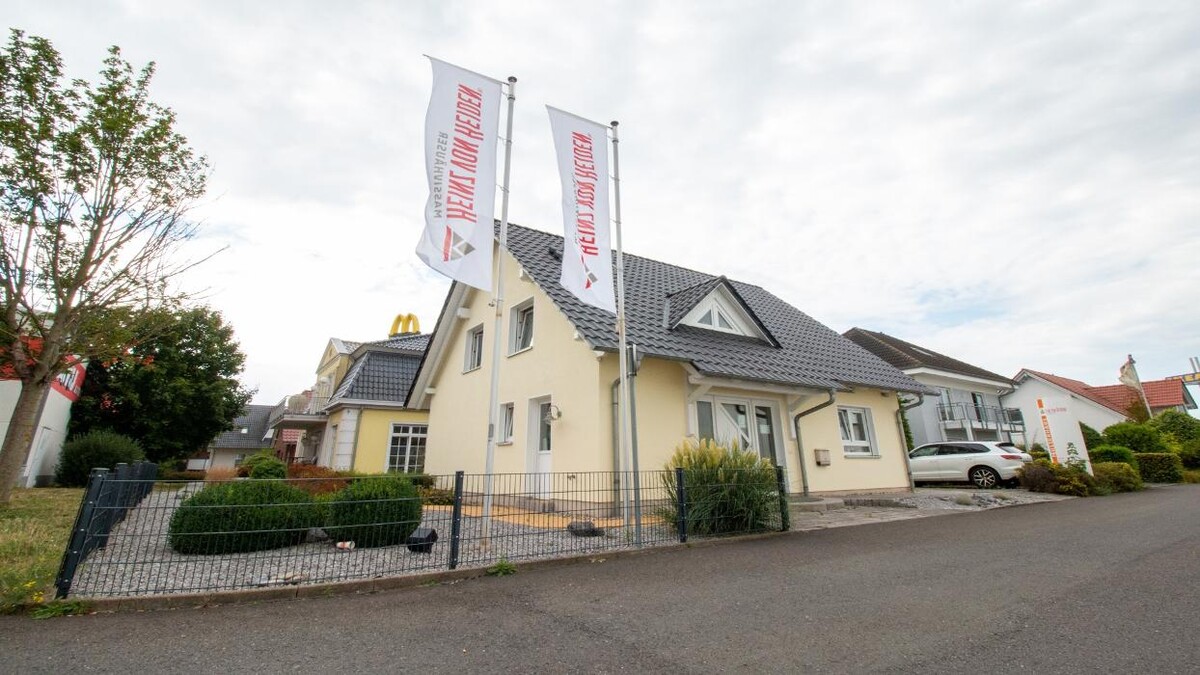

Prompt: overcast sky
[{"left": 10, "top": 1, "right": 1199, "bottom": 404}]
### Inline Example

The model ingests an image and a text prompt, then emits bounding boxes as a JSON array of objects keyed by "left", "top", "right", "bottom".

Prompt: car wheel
[{"left": 969, "top": 466, "right": 999, "bottom": 489}]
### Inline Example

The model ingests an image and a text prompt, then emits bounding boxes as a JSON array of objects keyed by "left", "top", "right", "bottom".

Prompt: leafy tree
[
  {"left": 0, "top": 31, "right": 208, "bottom": 502},
  {"left": 1149, "top": 409, "right": 1200, "bottom": 444},
  {"left": 68, "top": 307, "right": 251, "bottom": 464}
]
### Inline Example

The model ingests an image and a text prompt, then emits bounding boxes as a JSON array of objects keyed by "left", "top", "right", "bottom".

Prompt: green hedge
[
  {"left": 1133, "top": 453, "right": 1183, "bottom": 483},
  {"left": 326, "top": 476, "right": 423, "bottom": 548},
  {"left": 168, "top": 481, "right": 320, "bottom": 554},
  {"left": 1088, "top": 445, "right": 1137, "bottom": 469},
  {"left": 1092, "top": 462, "right": 1143, "bottom": 493},
  {"left": 658, "top": 439, "right": 780, "bottom": 535},
  {"left": 1103, "top": 423, "right": 1166, "bottom": 454},
  {"left": 55, "top": 431, "right": 145, "bottom": 487}
]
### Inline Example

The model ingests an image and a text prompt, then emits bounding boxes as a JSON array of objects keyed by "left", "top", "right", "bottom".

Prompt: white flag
[
  {"left": 547, "top": 107, "right": 615, "bottom": 312},
  {"left": 416, "top": 58, "right": 503, "bottom": 291},
  {"left": 1118, "top": 354, "right": 1142, "bottom": 389}
]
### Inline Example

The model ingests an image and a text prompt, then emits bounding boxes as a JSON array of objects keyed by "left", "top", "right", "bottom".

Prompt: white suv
[{"left": 907, "top": 441, "right": 1034, "bottom": 488}]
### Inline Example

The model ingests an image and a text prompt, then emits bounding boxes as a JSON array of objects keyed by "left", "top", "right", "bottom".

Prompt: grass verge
[{"left": 1, "top": 488, "right": 84, "bottom": 613}]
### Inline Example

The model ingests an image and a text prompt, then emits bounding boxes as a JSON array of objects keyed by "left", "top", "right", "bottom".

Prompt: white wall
[{"left": 1002, "top": 378, "right": 1125, "bottom": 447}]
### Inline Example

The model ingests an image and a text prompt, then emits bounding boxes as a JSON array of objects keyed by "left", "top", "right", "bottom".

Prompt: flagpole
[
  {"left": 481, "top": 76, "right": 517, "bottom": 547},
  {"left": 610, "top": 121, "right": 642, "bottom": 544}
]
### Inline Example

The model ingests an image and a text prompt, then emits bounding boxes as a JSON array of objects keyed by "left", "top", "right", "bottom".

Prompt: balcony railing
[
  {"left": 937, "top": 402, "right": 1024, "bottom": 430},
  {"left": 267, "top": 395, "right": 330, "bottom": 428}
]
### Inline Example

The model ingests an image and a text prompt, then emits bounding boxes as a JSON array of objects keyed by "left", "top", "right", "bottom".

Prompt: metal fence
[{"left": 55, "top": 466, "right": 788, "bottom": 599}]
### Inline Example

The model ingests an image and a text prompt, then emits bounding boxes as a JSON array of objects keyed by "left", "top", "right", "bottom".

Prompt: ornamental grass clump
[
  {"left": 325, "top": 476, "right": 422, "bottom": 548},
  {"left": 659, "top": 439, "right": 779, "bottom": 536},
  {"left": 168, "top": 480, "right": 319, "bottom": 554}
]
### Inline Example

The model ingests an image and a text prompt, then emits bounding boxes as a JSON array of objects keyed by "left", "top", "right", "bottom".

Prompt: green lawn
[{"left": 0, "top": 488, "right": 83, "bottom": 612}]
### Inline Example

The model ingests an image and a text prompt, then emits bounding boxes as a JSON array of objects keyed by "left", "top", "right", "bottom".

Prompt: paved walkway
[{"left": 789, "top": 487, "right": 1073, "bottom": 531}]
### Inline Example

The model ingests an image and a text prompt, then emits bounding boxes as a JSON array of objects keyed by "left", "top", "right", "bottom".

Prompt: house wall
[
  {"left": 793, "top": 389, "right": 909, "bottom": 494},
  {"left": 1002, "top": 378, "right": 1125, "bottom": 447},
  {"left": 907, "top": 372, "right": 1013, "bottom": 446},
  {"left": 2, "top": 380, "right": 79, "bottom": 487},
  {"left": 424, "top": 248, "right": 604, "bottom": 476},
  {"left": 352, "top": 408, "right": 431, "bottom": 473}
]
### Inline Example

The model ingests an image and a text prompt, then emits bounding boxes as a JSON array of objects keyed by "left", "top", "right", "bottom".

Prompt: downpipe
[
  {"left": 792, "top": 389, "right": 837, "bottom": 498},
  {"left": 896, "top": 393, "right": 924, "bottom": 491}
]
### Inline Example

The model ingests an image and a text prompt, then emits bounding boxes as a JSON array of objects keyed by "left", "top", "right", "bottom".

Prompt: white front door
[
  {"left": 707, "top": 397, "right": 781, "bottom": 464},
  {"left": 529, "top": 399, "right": 553, "bottom": 497}
]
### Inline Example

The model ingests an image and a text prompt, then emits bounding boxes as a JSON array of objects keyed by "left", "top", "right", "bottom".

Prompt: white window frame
[
  {"left": 498, "top": 402, "right": 514, "bottom": 444},
  {"left": 838, "top": 406, "right": 879, "bottom": 457},
  {"left": 386, "top": 423, "right": 428, "bottom": 474},
  {"left": 678, "top": 286, "right": 770, "bottom": 342},
  {"left": 509, "top": 299, "right": 534, "bottom": 354},
  {"left": 464, "top": 324, "right": 484, "bottom": 372}
]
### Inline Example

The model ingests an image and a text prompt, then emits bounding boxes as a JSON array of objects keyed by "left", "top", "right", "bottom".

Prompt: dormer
[{"left": 666, "top": 277, "right": 778, "bottom": 346}]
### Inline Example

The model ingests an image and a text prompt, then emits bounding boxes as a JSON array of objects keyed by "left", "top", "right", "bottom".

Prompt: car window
[
  {"left": 936, "top": 445, "right": 965, "bottom": 456},
  {"left": 964, "top": 443, "right": 989, "bottom": 453},
  {"left": 912, "top": 441, "right": 940, "bottom": 456}
]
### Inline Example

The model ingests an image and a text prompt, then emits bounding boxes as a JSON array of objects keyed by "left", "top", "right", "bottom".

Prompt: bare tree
[{"left": 0, "top": 30, "right": 209, "bottom": 502}]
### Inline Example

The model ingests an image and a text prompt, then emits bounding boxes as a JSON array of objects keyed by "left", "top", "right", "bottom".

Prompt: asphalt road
[{"left": 4, "top": 486, "right": 1198, "bottom": 674}]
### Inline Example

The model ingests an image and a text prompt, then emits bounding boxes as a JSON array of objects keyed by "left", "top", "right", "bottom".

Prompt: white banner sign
[
  {"left": 416, "top": 58, "right": 502, "bottom": 291},
  {"left": 547, "top": 106, "right": 615, "bottom": 312},
  {"left": 1035, "top": 397, "right": 1092, "bottom": 474}
]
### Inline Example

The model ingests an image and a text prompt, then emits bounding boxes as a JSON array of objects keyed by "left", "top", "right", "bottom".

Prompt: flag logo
[{"left": 442, "top": 227, "right": 476, "bottom": 262}]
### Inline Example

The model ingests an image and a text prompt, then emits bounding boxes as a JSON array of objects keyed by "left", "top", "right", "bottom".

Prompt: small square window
[
  {"left": 464, "top": 325, "right": 484, "bottom": 372},
  {"left": 509, "top": 300, "right": 534, "bottom": 354}
]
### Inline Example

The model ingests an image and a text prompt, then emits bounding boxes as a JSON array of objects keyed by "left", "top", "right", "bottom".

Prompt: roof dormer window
[{"left": 681, "top": 289, "right": 760, "bottom": 338}]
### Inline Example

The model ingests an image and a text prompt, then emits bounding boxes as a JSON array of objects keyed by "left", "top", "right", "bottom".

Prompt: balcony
[
  {"left": 268, "top": 394, "right": 330, "bottom": 430},
  {"left": 938, "top": 402, "right": 1024, "bottom": 432}
]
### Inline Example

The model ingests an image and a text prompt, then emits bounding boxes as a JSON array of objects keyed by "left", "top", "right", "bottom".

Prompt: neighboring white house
[
  {"left": 843, "top": 329, "right": 1025, "bottom": 447},
  {"left": 0, "top": 362, "right": 87, "bottom": 487},
  {"left": 203, "top": 404, "right": 275, "bottom": 470},
  {"left": 1003, "top": 370, "right": 1128, "bottom": 448}
]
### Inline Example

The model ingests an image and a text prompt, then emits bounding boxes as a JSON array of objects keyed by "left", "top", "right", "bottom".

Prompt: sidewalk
[{"left": 789, "top": 487, "right": 1072, "bottom": 532}]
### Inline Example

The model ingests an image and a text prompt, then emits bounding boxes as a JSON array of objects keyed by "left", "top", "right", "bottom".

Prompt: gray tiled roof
[
  {"left": 505, "top": 224, "right": 929, "bottom": 393},
  {"left": 361, "top": 333, "right": 431, "bottom": 353},
  {"left": 843, "top": 328, "right": 1013, "bottom": 385},
  {"left": 210, "top": 404, "right": 274, "bottom": 450},
  {"left": 332, "top": 350, "right": 423, "bottom": 403}
]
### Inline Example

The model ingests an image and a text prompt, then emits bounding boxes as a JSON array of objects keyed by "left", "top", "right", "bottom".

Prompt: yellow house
[
  {"left": 269, "top": 328, "right": 430, "bottom": 474},
  {"left": 409, "top": 224, "right": 933, "bottom": 495}
]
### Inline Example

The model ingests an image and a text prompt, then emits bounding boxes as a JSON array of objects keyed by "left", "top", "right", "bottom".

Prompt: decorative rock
[
  {"left": 305, "top": 527, "right": 330, "bottom": 543},
  {"left": 566, "top": 520, "right": 604, "bottom": 537}
]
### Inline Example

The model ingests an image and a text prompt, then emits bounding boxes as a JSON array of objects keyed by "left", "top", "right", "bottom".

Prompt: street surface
[{"left": 3, "top": 486, "right": 1197, "bottom": 673}]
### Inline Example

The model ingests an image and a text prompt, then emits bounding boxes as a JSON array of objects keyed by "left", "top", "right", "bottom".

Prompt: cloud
[{"left": 9, "top": 0, "right": 1199, "bottom": 402}]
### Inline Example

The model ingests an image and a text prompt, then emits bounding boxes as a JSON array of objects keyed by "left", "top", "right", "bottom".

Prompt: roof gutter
[
  {"left": 791, "top": 389, "right": 837, "bottom": 497},
  {"left": 896, "top": 393, "right": 924, "bottom": 491}
]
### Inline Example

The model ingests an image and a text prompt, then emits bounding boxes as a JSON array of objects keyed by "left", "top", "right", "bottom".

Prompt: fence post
[
  {"left": 54, "top": 468, "right": 109, "bottom": 599},
  {"left": 775, "top": 465, "right": 790, "bottom": 532},
  {"left": 675, "top": 467, "right": 687, "bottom": 544},
  {"left": 448, "top": 470, "right": 465, "bottom": 570}
]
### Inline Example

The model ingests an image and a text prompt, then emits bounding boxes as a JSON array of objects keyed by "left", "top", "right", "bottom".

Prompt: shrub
[
  {"left": 55, "top": 431, "right": 145, "bottom": 487},
  {"left": 287, "top": 464, "right": 351, "bottom": 495},
  {"left": 1133, "top": 453, "right": 1183, "bottom": 483},
  {"left": 1102, "top": 422, "right": 1166, "bottom": 454},
  {"left": 158, "top": 469, "right": 205, "bottom": 481},
  {"left": 1092, "top": 462, "right": 1143, "bottom": 493},
  {"left": 1080, "top": 423, "right": 1104, "bottom": 451},
  {"left": 1183, "top": 469, "right": 1200, "bottom": 484},
  {"left": 1028, "top": 443, "right": 1049, "bottom": 461},
  {"left": 1179, "top": 438, "right": 1200, "bottom": 470},
  {"left": 658, "top": 439, "right": 780, "bottom": 536},
  {"left": 407, "top": 474, "right": 437, "bottom": 489},
  {"left": 168, "top": 481, "right": 319, "bottom": 554},
  {"left": 1149, "top": 409, "right": 1200, "bottom": 443},
  {"left": 1087, "top": 445, "right": 1137, "bottom": 469},
  {"left": 1017, "top": 459, "right": 1098, "bottom": 497},
  {"left": 248, "top": 457, "right": 287, "bottom": 479},
  {"left": 205, "top": 466, "right": 238, "bottom": 481},
  {"left": 237, "top": 450, "right": 280, "bottom": 478},
  {"left": 418, "top": 486, "right": 455, "bottom": 505},
  {"left": 326, "top": 476, "right": 422, "bottom": 548}
]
